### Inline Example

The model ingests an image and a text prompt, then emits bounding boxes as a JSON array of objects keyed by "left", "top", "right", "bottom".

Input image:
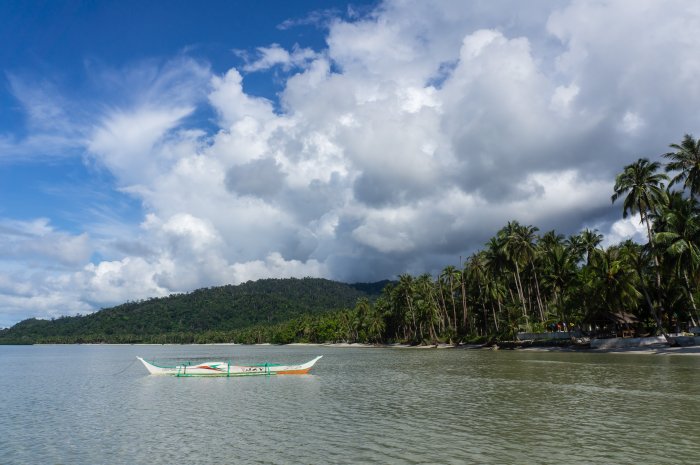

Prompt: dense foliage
[{"left": 0, "top": 278, "right": 389, "bottom": 344}]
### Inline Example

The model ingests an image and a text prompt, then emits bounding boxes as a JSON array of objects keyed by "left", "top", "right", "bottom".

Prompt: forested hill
[{"left": 0, "top": 278, "right": 391, "bottom": 344}]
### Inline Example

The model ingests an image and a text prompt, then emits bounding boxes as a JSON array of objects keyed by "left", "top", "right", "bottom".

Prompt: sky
[{"left": 1, "top": 0, "right": 700, "bottom": 328}]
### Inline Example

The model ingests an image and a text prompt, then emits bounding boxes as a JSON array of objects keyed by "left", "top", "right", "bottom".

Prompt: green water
[{"left": 1, "top": 345, "right": 698, "bottom": 464}]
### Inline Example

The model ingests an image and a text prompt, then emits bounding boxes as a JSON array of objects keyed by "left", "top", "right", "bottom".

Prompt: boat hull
[{"left": 137, "top": 355, "right": 322, "bottom": 377}]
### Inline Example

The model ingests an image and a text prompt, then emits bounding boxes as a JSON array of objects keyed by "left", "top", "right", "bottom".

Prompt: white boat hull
[{"left": 137, "top": 355, "right": 322, "bottom": 376}]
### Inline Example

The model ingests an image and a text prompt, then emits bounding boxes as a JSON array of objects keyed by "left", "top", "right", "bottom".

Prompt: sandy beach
[{"left": 287, "top": 341, "right": 700, "bottom": 355}]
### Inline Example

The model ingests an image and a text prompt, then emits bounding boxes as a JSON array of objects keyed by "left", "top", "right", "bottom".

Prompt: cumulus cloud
[
  {"left": 0, "top": 218, "right": 92, "bottom": 266},
  {"left": 0, "top": 219, "right": 95, "bottom": 327},
  {"left": 602, "top": 214, "right": 648, "bottom": 248},
  {"left": 3, "top": 0, "right": 700, "bottom": 326},
  {"left": 240, "top": 44, "right": 319, "bottom": 72}
]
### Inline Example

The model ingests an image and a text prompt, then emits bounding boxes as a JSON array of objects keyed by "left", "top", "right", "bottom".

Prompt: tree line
[{"left": 0, "top": 278, "right": 386, "bottom": 344}]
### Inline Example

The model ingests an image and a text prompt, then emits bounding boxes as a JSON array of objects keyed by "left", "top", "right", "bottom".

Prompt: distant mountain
[{"left": 0, "top": 278, "right": 389, "bottom": 344}]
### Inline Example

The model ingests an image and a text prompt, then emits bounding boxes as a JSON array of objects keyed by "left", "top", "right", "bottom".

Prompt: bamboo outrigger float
[{"left": 137, "top": 355, "right": 322, "bottom": 377}]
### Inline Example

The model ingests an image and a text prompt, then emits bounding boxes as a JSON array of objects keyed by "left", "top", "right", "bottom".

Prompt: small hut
[{"left": 582, "top": 310, "right": 639, "bottom": 338}]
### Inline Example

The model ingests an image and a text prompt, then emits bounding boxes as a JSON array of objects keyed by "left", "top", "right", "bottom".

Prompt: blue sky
[
  {"left": 1, "top": 0, "right": 700, "bottom": 328},
  {"left": 1, "top": 0, "right": 367, "bottom": 231}
]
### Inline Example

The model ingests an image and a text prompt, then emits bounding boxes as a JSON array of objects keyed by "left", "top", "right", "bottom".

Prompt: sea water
[{"left": 1, "top": 344, "right": 699, "bottom": 464}]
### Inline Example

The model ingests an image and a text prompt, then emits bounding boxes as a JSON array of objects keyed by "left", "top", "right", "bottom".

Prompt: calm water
[{"left": 1, "top": 345, "right": 699, "bottom": 464}]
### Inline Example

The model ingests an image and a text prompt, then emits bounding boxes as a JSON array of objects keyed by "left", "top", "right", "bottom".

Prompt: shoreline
[
  {"left": 8, "top": 341, "right": 700, "bottom": 355},
  {"left": 518, "top": 345, "right": 700, "bottom": 356},
  {"left": 289, "top": 341, "right": 700, "bottom": 355}
]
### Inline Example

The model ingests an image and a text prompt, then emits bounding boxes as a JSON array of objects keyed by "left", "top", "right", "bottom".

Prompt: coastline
[
  {"left": 288, "top": 341, "right": 700, "bottom": 355},
  {"left": 521, "top": 345, "right": 700, "bottom": 356},
  {"left": 10, "top": 340, "right": 700, "bottom": 355}
]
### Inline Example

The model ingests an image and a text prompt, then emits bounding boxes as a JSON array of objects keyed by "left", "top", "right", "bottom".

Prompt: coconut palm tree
[
  {"left": 366, "top": 309, "right": 386, "bottom": 343},
  {"left": 440, "top": 265, "right": 461, "bottom": 334},
  {"left": 617, "top": 240, "right": 660, "bottom": 330},
  {"left": 502, "top": 221, "right": 543, "bottom": 322},
  {"left": 414, "top": 273, "right": 439, "bottom": 342},
  {"left": 586, "top": 246, "right": 642, "bottom": 323},
  {"left": 541, "top": 244, "right": 577, "bottom": 326},
  {"left": 499, "top": 221, "right": 537, "bottom": 322},
  {"left": 654, "top": 194, "right": 700, "bottom": 326},
  {"left": 611, "top": 158, "right": 668, "bottom": 331},
  {"left": 612, "top": 158, "right": 668, "bottom": 245},
  {"left": 396, "top": 274, "right": 417, "bottom": 341},
  {"left": 664, "top": 134, "right": 700, "bottom": 198},
  {"left": 580, "top": 228, "right": 603, "bottom": 265},
  {"left": 541, "top": 230, "right": 566, "bottom": 249},
  {"left": 485, "top": 235, "right": 515, "bottom": 313},
  {"left": 466, "top": 251, "right": 500, "bottom": 334}
]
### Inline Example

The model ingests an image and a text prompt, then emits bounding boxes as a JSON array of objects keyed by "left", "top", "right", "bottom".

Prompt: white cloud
[
  {"left": 4, "top": 0, "right": 700, "bottom": 326},
  {"left": 0, "top": 218, "right": 92, "bottom": 266},
  {"left": 209, "top": 68, "right": 277, "bottom": 128},
  {"left": 231, "top": 252, "right": 328, "bottom": 283},
  {"left": 241, "top": 44, "right": 318, "bottom": 72},
  {"left": 603, "top": 214, "right": 648, "bottom": 247},
  {"left": 619, "top": 111, "right": 644, "bottom": 134},
  {"left": 80, "top": 256, "right": 169, "bottom": 305},
  {"left": 89, "top": 106, "right": 195, "bottom": 184}
]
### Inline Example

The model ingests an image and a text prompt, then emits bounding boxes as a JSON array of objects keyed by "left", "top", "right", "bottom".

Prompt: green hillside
[{"left": 0, "top": 278, "right": 390, "bottom": 344}]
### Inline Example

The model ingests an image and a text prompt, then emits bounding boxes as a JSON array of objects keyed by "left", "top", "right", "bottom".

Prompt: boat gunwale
[{"left": 140, "top": 358, "right": 299, "bottom": 369}]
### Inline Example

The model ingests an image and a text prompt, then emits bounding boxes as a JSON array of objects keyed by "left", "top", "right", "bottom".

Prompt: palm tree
[
  {"left": 483, "top": 237, "right": 520, "bottom": 334},
  {"left": 459, "top": 264, "right": 469, "bottom": 334},
  {"left": 541, "top": 230, "right": 565, "bottom": 249},
  {"left": 366, "top": 310, "right": 386, "bottom": 343},
  {"left": 395, "top": 274, "right": 417, "bottom": 341},
  {"left": 485, "top": 234, "right": 517, "bottom": 315},
  {"left": 541, "top": 244, "right": 577, "bottom": 327},
  {"left": 612, "top": 158, "right": 668, "bottom": 246},
  {"left": 586, "top": 246, "right": 642, "bottom": 323},
  {"left": 500, "top": 222, "right": 527, "bottom": 318},
  {"left": 611, "top": 158, "right": 668, "bottom": 331},
  {"left": 466, "top": 251, "right": 499, "bottom": 334},
  {"left": 617, "top": 240, "right": 657, "bottom": 326},
  {"left": 664, "top": 134, "right": 700, "bottom": 198},
  {"left": 580, "top": 228, "right": 603, "bottom": 265},
  {"left": 415, "top": 273, "right": 439, "bottom": 342},
  {"left": 501, "top": 221, "right": 542, "bottom": 323},
  {"left": 654, "top": 194, "right": 700, "bottom": 326},
  {"left": 440, "top": 265, "right": 460, "bottom": 334}
]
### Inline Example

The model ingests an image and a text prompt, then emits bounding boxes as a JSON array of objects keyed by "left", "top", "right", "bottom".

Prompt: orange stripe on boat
[{"left": 276, "top": 368, "right": 312, "bottom": 375}]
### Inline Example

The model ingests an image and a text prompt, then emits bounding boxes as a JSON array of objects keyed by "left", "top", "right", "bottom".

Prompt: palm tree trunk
[
  {"left": 641, "top": 208, "right": 665, "bottom": 333},
  {"left": 429, "top": 289, "right": 445, "bottom": 334},
  {"left": 496, "top": 297, "right": 504, "bottom": 332},
  {"left": 406, "top": 295, "right": 417, "bottom": 341},
  {"left": 513, "top": 264, "right": 527, "bottom": 317},
  {"left": 450, "top": 285, "right": 458, "bottom": 335},
  {"left": 531, "top": 262, "right": 545, "bottom": 322},
  {"left": 683, "top": 270, "right": 699, "bottom": 327},
  {"left": 626, "top": 248, "right": 659, "bottom": 331},
  {"left": 491, "top": 303, "right": 499, "bottom": 332},
  {"left": 438, "top": 283, "right": 450, "bottom": 332},
  {"left": 460, "top": 275, "right": 468, "bottom": 333}
]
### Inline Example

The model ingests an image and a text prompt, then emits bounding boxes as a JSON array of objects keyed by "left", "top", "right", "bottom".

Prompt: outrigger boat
[{"left": 137, "top": 355, "right": 322, "bottom": 377}]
